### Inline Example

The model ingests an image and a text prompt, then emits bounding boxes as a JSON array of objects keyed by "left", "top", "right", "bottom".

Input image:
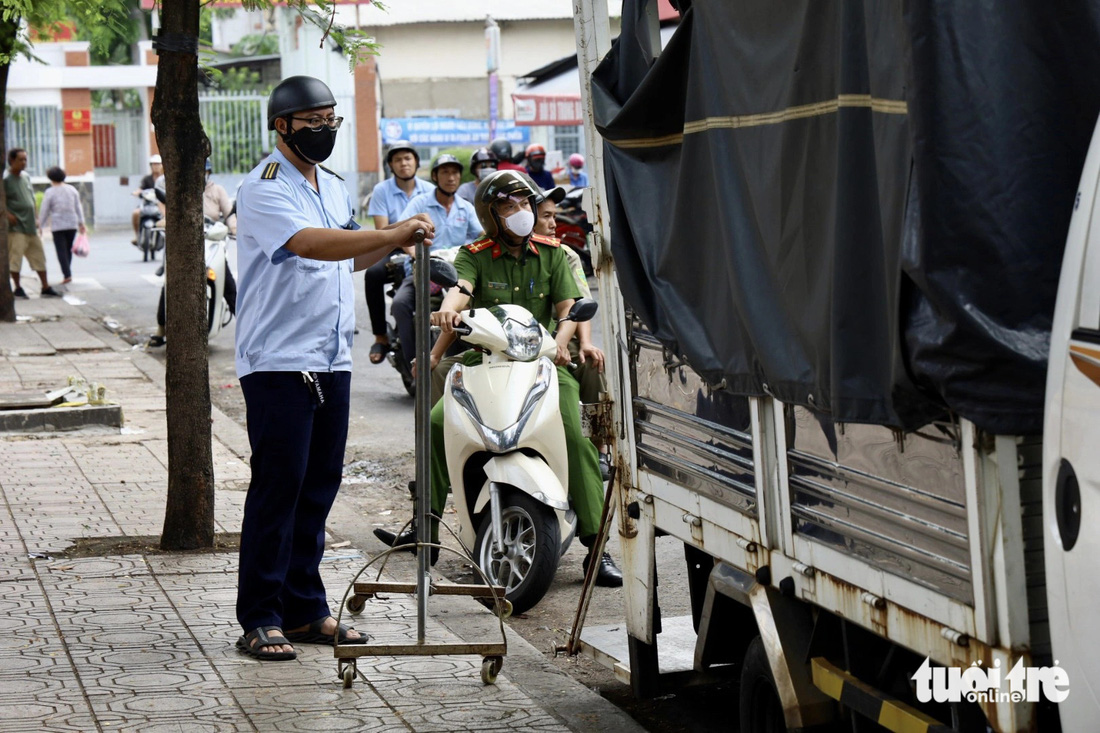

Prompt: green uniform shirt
[
  {"left": 455, "top": 234, "right": 581, "bottom": 331},
  {"left": 3, "top": 172, "right": 37, "bottom": 234}
]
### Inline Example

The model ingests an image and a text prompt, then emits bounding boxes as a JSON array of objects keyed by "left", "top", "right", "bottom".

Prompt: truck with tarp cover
[{"left": 570, "top": 1, "right": 1100, "bottom": 730}]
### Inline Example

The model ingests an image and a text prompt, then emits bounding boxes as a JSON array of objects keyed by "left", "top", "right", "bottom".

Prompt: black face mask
[
  {"left": 528, "top": 158, "right": 544, "bottom": 172},
  {"left": 283, "top": 122, "right": 337, "bottom": 164}
]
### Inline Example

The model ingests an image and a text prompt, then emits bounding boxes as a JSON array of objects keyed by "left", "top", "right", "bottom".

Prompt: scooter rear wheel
[{"left": 474, "top": 489, "right": 560, "bottom": 616}]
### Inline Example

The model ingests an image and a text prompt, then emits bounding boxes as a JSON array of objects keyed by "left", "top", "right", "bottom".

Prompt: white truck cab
[{"left": 1044, "top": 114, "right": 1100, "bottom": 730}]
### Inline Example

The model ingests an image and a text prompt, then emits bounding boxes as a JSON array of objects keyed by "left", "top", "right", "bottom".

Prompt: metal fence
[
  {"left": 199, "top": 90, "right": 356, "bottom": 174},
  {"left": 92, "top": 108, "right": 146, "bottom": 174},
  {"left": 5, "top": 106, "right": 61, "bottom": 176}
]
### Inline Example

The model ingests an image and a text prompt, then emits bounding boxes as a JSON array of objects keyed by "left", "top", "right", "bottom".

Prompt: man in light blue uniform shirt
[
  {"left": 233, "top": 76, "right": 434, "bottom": 662},
  {"left": 363, "top": 141, "right": 434, "bottom": 364},
  {"left": 389, "top": 154, "right": 482, "bottom": 371}
]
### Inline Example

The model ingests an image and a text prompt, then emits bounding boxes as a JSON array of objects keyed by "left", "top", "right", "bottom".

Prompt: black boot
[
  {"left": 373, "top": 521, "right": 440, "bottom": 565},
  {"left": 582, "top": 550, "right": 623, "bottom": 588}
]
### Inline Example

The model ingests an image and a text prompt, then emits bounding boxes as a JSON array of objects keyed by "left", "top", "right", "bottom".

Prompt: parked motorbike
[
  {"left": 431, "top": 260, "right": 599, "bottom": 614},
  {"left": 555, "top": 187, "right": 594, "bottom": 275},
  {"left": 155, "top": 217, "right": 235, "bottom": 344},
  {"left": 383, "top": 249, "right": 458, "bottom": 396},
  {"left": 134, "top": 189, "right": 166, "bottom": 262}
]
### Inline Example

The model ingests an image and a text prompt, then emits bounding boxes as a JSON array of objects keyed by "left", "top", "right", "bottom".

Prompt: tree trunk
[
  {"left": 151, "top": 0, "right": 215, "bottom": 550},
  {"left": 0, "top": 16, "right": 18, "bottom": 324}
]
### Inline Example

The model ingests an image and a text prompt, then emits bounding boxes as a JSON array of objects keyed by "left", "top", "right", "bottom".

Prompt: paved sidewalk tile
[{"left": 0, "top": 299, "right": 632, "bottom": 733}]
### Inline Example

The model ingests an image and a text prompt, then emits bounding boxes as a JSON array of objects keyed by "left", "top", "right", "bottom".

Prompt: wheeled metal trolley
[{"left": 333, "top": 231, "right": 511, "bottom": 687}]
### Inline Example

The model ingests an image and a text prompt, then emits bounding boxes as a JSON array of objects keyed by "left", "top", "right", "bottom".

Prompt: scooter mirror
[
  {"left": 429, "top": 258, "right": 460, "bottom": 288},
  {"left": 566, "top": 297, "right": 599, "bottom": 323}
]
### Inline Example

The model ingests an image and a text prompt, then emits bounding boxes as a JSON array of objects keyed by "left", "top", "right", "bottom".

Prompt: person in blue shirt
[
  {"left": 568, "top": 153, "right": 589, "bottom": 188},
  {"left": 233, "top": 76, "right": 435, "bottom": 662},
  {"left": 390, "top": 153, "right": 482, "bottom": 372},
  {"left": 524, "top": 143, "right": 554, "bottom": 190},
  {"left": 364, "top": 141, "right": 434, "bottom": 364}
]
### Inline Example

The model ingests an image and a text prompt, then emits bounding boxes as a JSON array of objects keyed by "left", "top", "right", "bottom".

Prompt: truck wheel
[
  {"left": 475, "top": 490, "right": 560, "bottom": 616},
  {"left": 739, "top": 635, "right": 786, "bottom": 733}
]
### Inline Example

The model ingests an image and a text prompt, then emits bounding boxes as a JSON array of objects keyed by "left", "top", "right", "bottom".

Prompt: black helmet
[
  {"left": 267, "top": 76, "right": 337, "bottom": 131},
  {"left": 474, "top": 169, "right": 541, "bottom": 240},
  {"left": 431, "top": 153, "right": 463, "bottom": 179},
  {"left": 489, "top": 138, "right": 513, "bottom": 162},
  {"left": 386, "top": 139, "right": 419, "bottom": 168},
  {"left": 470, "top": 147, "right": 498, "bottom": 170}
]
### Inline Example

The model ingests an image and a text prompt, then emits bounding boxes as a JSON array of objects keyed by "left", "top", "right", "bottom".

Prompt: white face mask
[
  {"left": 477, "top": 167, "right": 496, "bottom": 180},
  {"left": 503, "top": 208, "right": 535, "bottom": 238}
]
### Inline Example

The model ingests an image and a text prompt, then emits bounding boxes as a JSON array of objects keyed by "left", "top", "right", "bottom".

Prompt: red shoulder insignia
[
  {"left": 530, "top": 233, "right": 560, "bottom": 248},
  {"left": 464, "top": 237, "right": 495, "bottom": 254}
]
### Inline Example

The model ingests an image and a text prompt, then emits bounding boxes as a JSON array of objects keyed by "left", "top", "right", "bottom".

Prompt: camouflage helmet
[{"left": 473, "top": 169, "right": 541, "bottom": 240}]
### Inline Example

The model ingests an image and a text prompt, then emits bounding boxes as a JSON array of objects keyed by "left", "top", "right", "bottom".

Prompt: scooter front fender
[{"left": 473, "top": 453, "right": 570, "bottom": 515}]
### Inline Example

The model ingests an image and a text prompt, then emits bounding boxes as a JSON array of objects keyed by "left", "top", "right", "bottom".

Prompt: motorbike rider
[
  {"left": 364, "top": 140, "right": 435, "bottom": 364},
  {"left": 568, "top": 153, "right": 589, "bottom": 188},
  {"left": 131, "top": 154, "right": 164, "bottom": 243},
  {"left": 535, "top": 186, "right": 612, "bottom": 479},
  {"left": 490, "top": 137, "right": 526, "bottom": 173},
  {"left": 147, "top": 164, "right": 239, "bottom": 348},
  {"left": 203, "top": 158, "right": 237, "bottom": 235},
  {"left": 389, "top": 153, "right": 482, "bottom": 372},
  {"left": 375, "top": 169, "right": 623, "bottom": 587},
  {"left": 524, "top": 143, "right": 554, "bottom": 190},
  {"left": 456, "top": 147, "right": 497, "bottom": 204}
]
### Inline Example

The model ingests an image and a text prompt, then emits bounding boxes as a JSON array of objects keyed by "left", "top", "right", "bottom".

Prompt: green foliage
[
  {"left": 92, "top": 88, "right": 141, "bottom": 110},
  {"left": 219, "top": 67, "right": 265, "bottom": 92},
  {"left": 79, "top": 0, "right": 142, "bottom": 65},
  {"left": 239, "top": 0, "right": 383, "bottom": 71},
  {"left": 230, "top": 32, "right": 278, "bottom": 57},
  {"left": 0, "top": 0, "right": 133, "bottom": 65}
]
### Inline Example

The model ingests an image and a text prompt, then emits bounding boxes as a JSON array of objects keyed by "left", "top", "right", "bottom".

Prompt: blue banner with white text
[{"left": 381, "top": 118, "right": 529, "bottom": 147}]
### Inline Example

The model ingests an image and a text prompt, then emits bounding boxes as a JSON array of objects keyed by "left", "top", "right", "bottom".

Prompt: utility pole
[{"left": 485, "top": 16, "right": 500, "bottom": 144}]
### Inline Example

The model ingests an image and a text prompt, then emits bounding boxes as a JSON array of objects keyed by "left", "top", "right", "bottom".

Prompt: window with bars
[
  {"left": 550, "top": 125, "right": 584, "bottom": 159},
  {"left": 5, "top": 107, "right": 61, "bottom": 177}
]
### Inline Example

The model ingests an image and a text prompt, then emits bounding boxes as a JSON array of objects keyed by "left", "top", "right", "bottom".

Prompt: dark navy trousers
[{"left": 236, "top": 370, "right": 350, "bottom": 634}]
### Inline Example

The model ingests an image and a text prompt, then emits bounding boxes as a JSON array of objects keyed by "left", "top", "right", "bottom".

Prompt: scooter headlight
[
  {"left": 502, "top": 315, "right": 544, "bottom": 362},
  {"left": 450, "top": 359, "right": 555, "bottom": 453}
]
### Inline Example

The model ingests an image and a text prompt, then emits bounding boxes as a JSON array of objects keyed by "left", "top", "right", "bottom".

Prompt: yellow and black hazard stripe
[
  {"left": 260, "top": 161, "right": 280, "bottom": 180},
  {"left": 811, "top": 658, "right": 951, "bottom": 733}
]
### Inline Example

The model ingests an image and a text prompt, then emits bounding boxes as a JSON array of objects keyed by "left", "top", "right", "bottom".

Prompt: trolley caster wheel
[
  {"left": 342, "top": 664, "right": 356, "bottom": 689},
  {"left": 497, "top": 599, "right": 513, "bottom": 619},
  {"left": 346, "top": 595, "right": 366, "bottom": 615},
  {"left": 481, "top": 655, "right": 503, "bottom": 685}
]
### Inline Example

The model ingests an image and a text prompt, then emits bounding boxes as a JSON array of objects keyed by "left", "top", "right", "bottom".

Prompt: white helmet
[{"left": 149, "top": 154, "right": 163, "bottom": 165}]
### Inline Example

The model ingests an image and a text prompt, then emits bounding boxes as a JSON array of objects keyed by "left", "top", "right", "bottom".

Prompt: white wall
[
  {"left": 210, "top": 8, "right": 270, "bottom": 53},
  {"left": 362, "top": 18, "right": 621, "bottom": 118}
]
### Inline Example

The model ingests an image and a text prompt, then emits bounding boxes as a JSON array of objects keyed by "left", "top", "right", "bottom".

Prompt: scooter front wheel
[{"left": 474, "top": 489, "right": 560, "bottom": 616}]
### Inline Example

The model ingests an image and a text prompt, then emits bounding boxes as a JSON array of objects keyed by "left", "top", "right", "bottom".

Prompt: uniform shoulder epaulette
[
  {"left": 318, "top": 164, "right": 344, "bottom": 181},
  {"left": 465, "top": 237, "right": 495, "bottom": 253},
  {"left": 530, "top": 233, "right": 560, "bottom": 247},
  {"left": 260, "top": 161, "right": 280, "bottom": 180}
]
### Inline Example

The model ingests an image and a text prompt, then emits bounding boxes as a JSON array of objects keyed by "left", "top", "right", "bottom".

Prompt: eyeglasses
[{"left": 289, "top": 116, "right": 344, "bottom": 132}]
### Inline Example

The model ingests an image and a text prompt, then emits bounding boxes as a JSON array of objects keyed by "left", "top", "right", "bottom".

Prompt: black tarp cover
[{"left": 593, "top": 0, "right": 1100, "bottom": 434}]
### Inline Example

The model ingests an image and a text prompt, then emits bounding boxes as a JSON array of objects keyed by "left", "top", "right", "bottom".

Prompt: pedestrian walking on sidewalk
[
  {"left": 37, "top": 166, "right": 86, "bottom": 285},
  {"left": 233, "top": 75, "right": 436, "bottom": 662},
  {"left": 4, "top": 148, "right": 62, "bottom": 299}
]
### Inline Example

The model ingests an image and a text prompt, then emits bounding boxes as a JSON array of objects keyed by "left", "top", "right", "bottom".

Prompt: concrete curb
[{"left": 0, "top": 403, "right": 123, "bottom": 432}]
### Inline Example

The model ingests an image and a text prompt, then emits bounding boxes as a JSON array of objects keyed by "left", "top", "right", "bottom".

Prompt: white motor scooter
[
  {"left": 203, "top": 218, "right": 233, "bottom": 340},
  {"left": 154, "top": 217, "right": 233, "bottom": 344},
  {"left": 433, "top": 262, "right": 598, "bottom": 614}
]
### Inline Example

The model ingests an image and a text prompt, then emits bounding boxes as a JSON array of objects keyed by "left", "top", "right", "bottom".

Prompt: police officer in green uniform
[{"left": 374, "top": 170, "right": 622, "bottom": 587}]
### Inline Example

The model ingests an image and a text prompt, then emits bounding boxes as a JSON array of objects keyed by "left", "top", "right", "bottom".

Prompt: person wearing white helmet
[{"left": 131, "top": 154, "right": 164, "bottom": 242}]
